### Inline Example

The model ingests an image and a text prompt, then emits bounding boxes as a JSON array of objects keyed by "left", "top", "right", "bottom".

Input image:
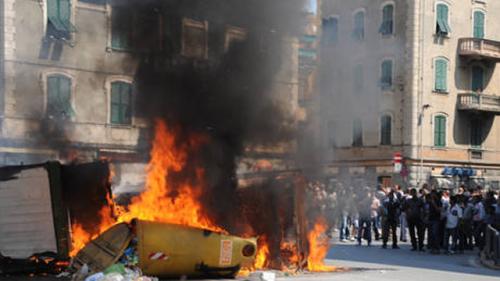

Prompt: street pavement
[
  {"left": 1, "top": 240, "right": 498, "bottom": 281},
  {"left": 283, "top": 239, "right": 499, "bottom": 281}
]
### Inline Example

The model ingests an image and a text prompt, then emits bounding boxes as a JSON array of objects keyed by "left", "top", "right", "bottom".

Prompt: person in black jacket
[
  {"left": 405, "top": 188, "right": 425, "bottom": 251},
  {"left": 382, "top": 188, "right": 400, "bottom": 249}
]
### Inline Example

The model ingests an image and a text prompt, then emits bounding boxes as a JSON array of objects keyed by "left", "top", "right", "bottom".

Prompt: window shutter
[
  {"left": 434, "top": 116, "right": 446, "bottom": 147},
  {"left": 474, "top": 12, "right": 484, "bottom": 39},
  {"left": 110, "top": 82, "right": 132, "bottom": 125},
  {"left": 381, "top": 115, "right": 391, "bottom": 145},
  {"left": 59, "top": 76, "right": 73, "bottom": 116},
  {"left": 111, "top": 83, "right": 121, "bottom": 124},
  {"left": 471, "top": 66, "right": 484, "bottom": 92},
  {"left": 435, "top": 59, "right": 447, "bottom": 92},
  {"left": 331, "top": 18, "right": 338, "bottom": 43},
  {"left": 380, "top": 5, "right": 393, "bottom": 35},
  {"left": 381, "top": 61, "right": 392, "bottom": 88},
  {"left": 436, "top": 4, "right": 450, "bottom": 34}
]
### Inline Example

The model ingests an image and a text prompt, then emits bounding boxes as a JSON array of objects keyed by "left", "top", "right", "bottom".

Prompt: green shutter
[
  {"left": 110, "top": 82, "right": 132, "bottom": 125},
  {"left": 353, "top": 12, "right": 364, "bottom": 40},
  {"left": 435, "top": 59, "right": 447, "bottom": 92},
  {"left": 471, "top": 66, "right": 484, "bottom": 92},
  {"left": 47, "top": 0, "right": 76, "bottom": 33},
  {"left": 436, "top": 4, "right": 450, "bottom": 35},
  {"left": 353, "top": 119, "right": 363, "bottom": 146},
  {"left": 47, "top": 75, "right": 73, "bottom": 118},
  {"left": 331, "top": 18, "right": 338, "bottom": 43},
  {"left": 381, "top": 115, "right": 391, "bottom": 145},
  {"left": 111, "top": 7, "right": 132, "bottom": 49},
  {"left": 474, "top": 11, "right": 485, "bottom": 39},
  {"left": 111, "top": 83, "right": 121, "bottom": 124},
  {"left": 381, "top": 61, "right": 392, "bottom": 89},
  {"left": 434, "top": 116, "right": 446, "bottom": 147},
  {"left": 380, "top": 5, "right": 394, "bottom": 35},
  {"left": 59, "top": 76, "right": 73, "bottom": 116}
]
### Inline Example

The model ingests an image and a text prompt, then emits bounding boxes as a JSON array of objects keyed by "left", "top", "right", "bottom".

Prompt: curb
[{"left": 479, "top": 252, "right": 500, "bottom": 271}]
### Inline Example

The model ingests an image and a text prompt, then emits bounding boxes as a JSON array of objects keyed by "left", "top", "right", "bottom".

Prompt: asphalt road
[
  {"left": 1, "top": 240, "right": 498, "bottom": 281},
  {"left": 292, "top": 239, "right": 500, "bottom": 281}
]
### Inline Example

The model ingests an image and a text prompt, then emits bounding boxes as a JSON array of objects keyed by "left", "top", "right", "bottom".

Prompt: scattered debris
[
  {"left": 248, "top": 271, "right": 276, "bottom": 281},
  {"left": 0, "top": 251, "right": 69, "bottom": 276}
]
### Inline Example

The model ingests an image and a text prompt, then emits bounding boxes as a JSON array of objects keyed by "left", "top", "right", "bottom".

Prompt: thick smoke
[{"left": 114, "top": 0, "right": 307, "bottom": 235}]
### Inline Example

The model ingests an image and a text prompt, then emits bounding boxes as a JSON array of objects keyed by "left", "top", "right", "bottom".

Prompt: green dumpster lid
[{"left": 72, "top": 223, "right": 132, "bottom": 273}]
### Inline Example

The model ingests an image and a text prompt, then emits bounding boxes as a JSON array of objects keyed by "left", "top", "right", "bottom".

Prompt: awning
[{"left": 441, "top": 167, "right": 476, "bottom": 177}]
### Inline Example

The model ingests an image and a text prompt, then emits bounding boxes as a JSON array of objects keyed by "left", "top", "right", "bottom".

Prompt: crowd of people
[{"left": 312, "top": 182, "right": 500, "bottom": 255}]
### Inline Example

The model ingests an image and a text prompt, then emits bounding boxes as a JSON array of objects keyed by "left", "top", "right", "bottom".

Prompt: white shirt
[
  {"left": 473, "top": 202, "right": 485, "bottom": 221},
  {"left": 446, "top": 205, "right": 463, "bottom": 229}
]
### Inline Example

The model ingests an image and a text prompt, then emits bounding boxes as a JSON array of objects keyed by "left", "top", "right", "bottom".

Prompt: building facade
[
  {"left": 320, "top": 0, "right": 500, "bottom": 189},
  {"left": 0, "top": 0, "right": 301, "bottom": 192}
]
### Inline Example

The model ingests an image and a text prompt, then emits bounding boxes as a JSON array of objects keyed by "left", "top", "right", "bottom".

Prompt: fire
[
  {"left": 307, "top": 218, "right": 335, "bottom": 272},
  {"left": 69, "top": 119, "right": 223, "bottom": 256},
  {"left": 254, "top": 242, "right": 270, "bottom": 269}
]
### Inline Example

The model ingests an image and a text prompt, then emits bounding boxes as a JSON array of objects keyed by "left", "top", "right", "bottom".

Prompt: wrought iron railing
[{"left": 483, "top": 224, "right": 500, "bottom": 266}]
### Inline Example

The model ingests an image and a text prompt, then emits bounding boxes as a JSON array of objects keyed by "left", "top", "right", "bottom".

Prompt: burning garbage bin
[{"left": 73, "top": 220, "right": 257, "bottom": 279}]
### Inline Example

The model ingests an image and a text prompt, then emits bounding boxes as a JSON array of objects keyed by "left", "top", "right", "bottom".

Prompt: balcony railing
[
  {"left": 458, "top": 38, "right": 500, "bottom": 62},
  {"left": 457, "top": 93, "right": 500, "bottom": 114}
]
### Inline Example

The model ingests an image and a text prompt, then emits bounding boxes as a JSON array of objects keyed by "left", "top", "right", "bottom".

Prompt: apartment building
[
  {"left": 0, "top": 0, "right": 300, "bottom": 192},
  {"left": 320, "top": 0, "right": 500, "bottom": 189}
]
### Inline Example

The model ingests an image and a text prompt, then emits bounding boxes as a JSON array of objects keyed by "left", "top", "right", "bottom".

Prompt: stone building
[
  {"left": 320, "top": 0, "right": 500, "bottom": 189},
  {"left": 0, "top": 0, "right": 300, "bottom": 193}
]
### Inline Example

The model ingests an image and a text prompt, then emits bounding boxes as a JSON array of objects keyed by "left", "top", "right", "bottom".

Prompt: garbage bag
[
  {"left": 102, "top": 272, "right": 125, "bottom": 281},
  {"left": 85, "top": 272, "right": 105, "bottom": 281},
  {"left": 104, "top": 264, "right": 126, "bottom": 275}
]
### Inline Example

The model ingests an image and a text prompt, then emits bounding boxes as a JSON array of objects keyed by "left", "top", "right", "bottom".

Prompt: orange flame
[
  {"left": 69, "top": 119, "right": 223, "bottom": 256},
  {"left": 307, "top": 218, "right": 335, "bottom": 272}
]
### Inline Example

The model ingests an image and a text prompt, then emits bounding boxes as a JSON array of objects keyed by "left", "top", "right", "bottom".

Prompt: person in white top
[
  {"left": 444, "top": 196, "right": 463, "bottom": 254},
  {"left": 472, "top": 194, "right": 486, "bottom": 250}
]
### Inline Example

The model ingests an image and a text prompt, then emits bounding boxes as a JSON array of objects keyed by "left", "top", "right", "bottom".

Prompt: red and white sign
[
  {"left": 149, "top": 252, "right": 169, "bottom": 261},
  {"left": 393, "top": 152, "right": 403, "bottom": 173},
  {"left": 393, "top": 152, "right": 403, "bottom": 163},
  {"left": 219, "top": 240, "right": 233, "bottom": 266}
]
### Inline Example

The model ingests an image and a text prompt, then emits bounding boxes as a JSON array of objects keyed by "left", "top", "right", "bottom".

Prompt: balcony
[
  {"left": 458, "top": 38, "right": 500, "bottom": 62},
  {"left": 457, "top": 93, "right": 500, "bottom": 114}
]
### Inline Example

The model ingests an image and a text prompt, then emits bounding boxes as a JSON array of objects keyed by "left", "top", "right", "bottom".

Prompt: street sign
[{"left": 393, "top": 152, "right": 402, "bottom": 173}]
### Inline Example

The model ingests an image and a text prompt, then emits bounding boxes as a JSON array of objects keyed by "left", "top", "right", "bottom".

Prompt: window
[
  {"left": 471, "top": 66, "right": 484, "bottom": 92},
  {"left": 111, "top": 5, "right": 161, "bottom": 51},
  {"left": 111, "top": 6, "right": 132, "bottom": 50},
  {"left": 434, "top": 58, "right": 448, "bottom": 92},
  {"left": 470, "top": 118, "right": 482, "bottom": 148},
  {"left": 380, "top": 115, "right": 392, "bottom": 145},
  {"left": 46, "top": 0, "right": 76, "bottom": 40},
  {"left": 379, "top": 4, "right": 394, "bottom": 35},
  {"left": 352, "top": 119, "right": 363, "bottom": 147},
  {"left": 473, "top": 11, "right": 485, "bottom": 39},
  {"left": 354, "top": 64, "right": 363, "bottom": 93},
  {"left": 353, "top": 11, "right": 365, "bottom": 41},
  {"left": 380, "top": 60, "right": 393, "bottom": 90},
  {"left": 182, "top": 18, "right": 208, "bottom": 59},
  {"left": 225, "top": 26, "right": 247, "bottom": 52},
  {"left": 434, "top": 115, "right": 446, "bottom": 147},
  {"left": 47, "top": 74, "right": 73, "bottom": 120},
  {"left": 322, "top": 17, "right": 338, "bottom": 44},
  {"left": 110, "top": 82, "right": 132, "bottom": 125},
  {"left": 436, "top": 3, "right": 451, "bottom": 36}
]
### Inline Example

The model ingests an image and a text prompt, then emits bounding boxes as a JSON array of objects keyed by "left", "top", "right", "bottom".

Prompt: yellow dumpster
[{"left": 73, "top": 220, "right": 257, "bottom": 279}]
